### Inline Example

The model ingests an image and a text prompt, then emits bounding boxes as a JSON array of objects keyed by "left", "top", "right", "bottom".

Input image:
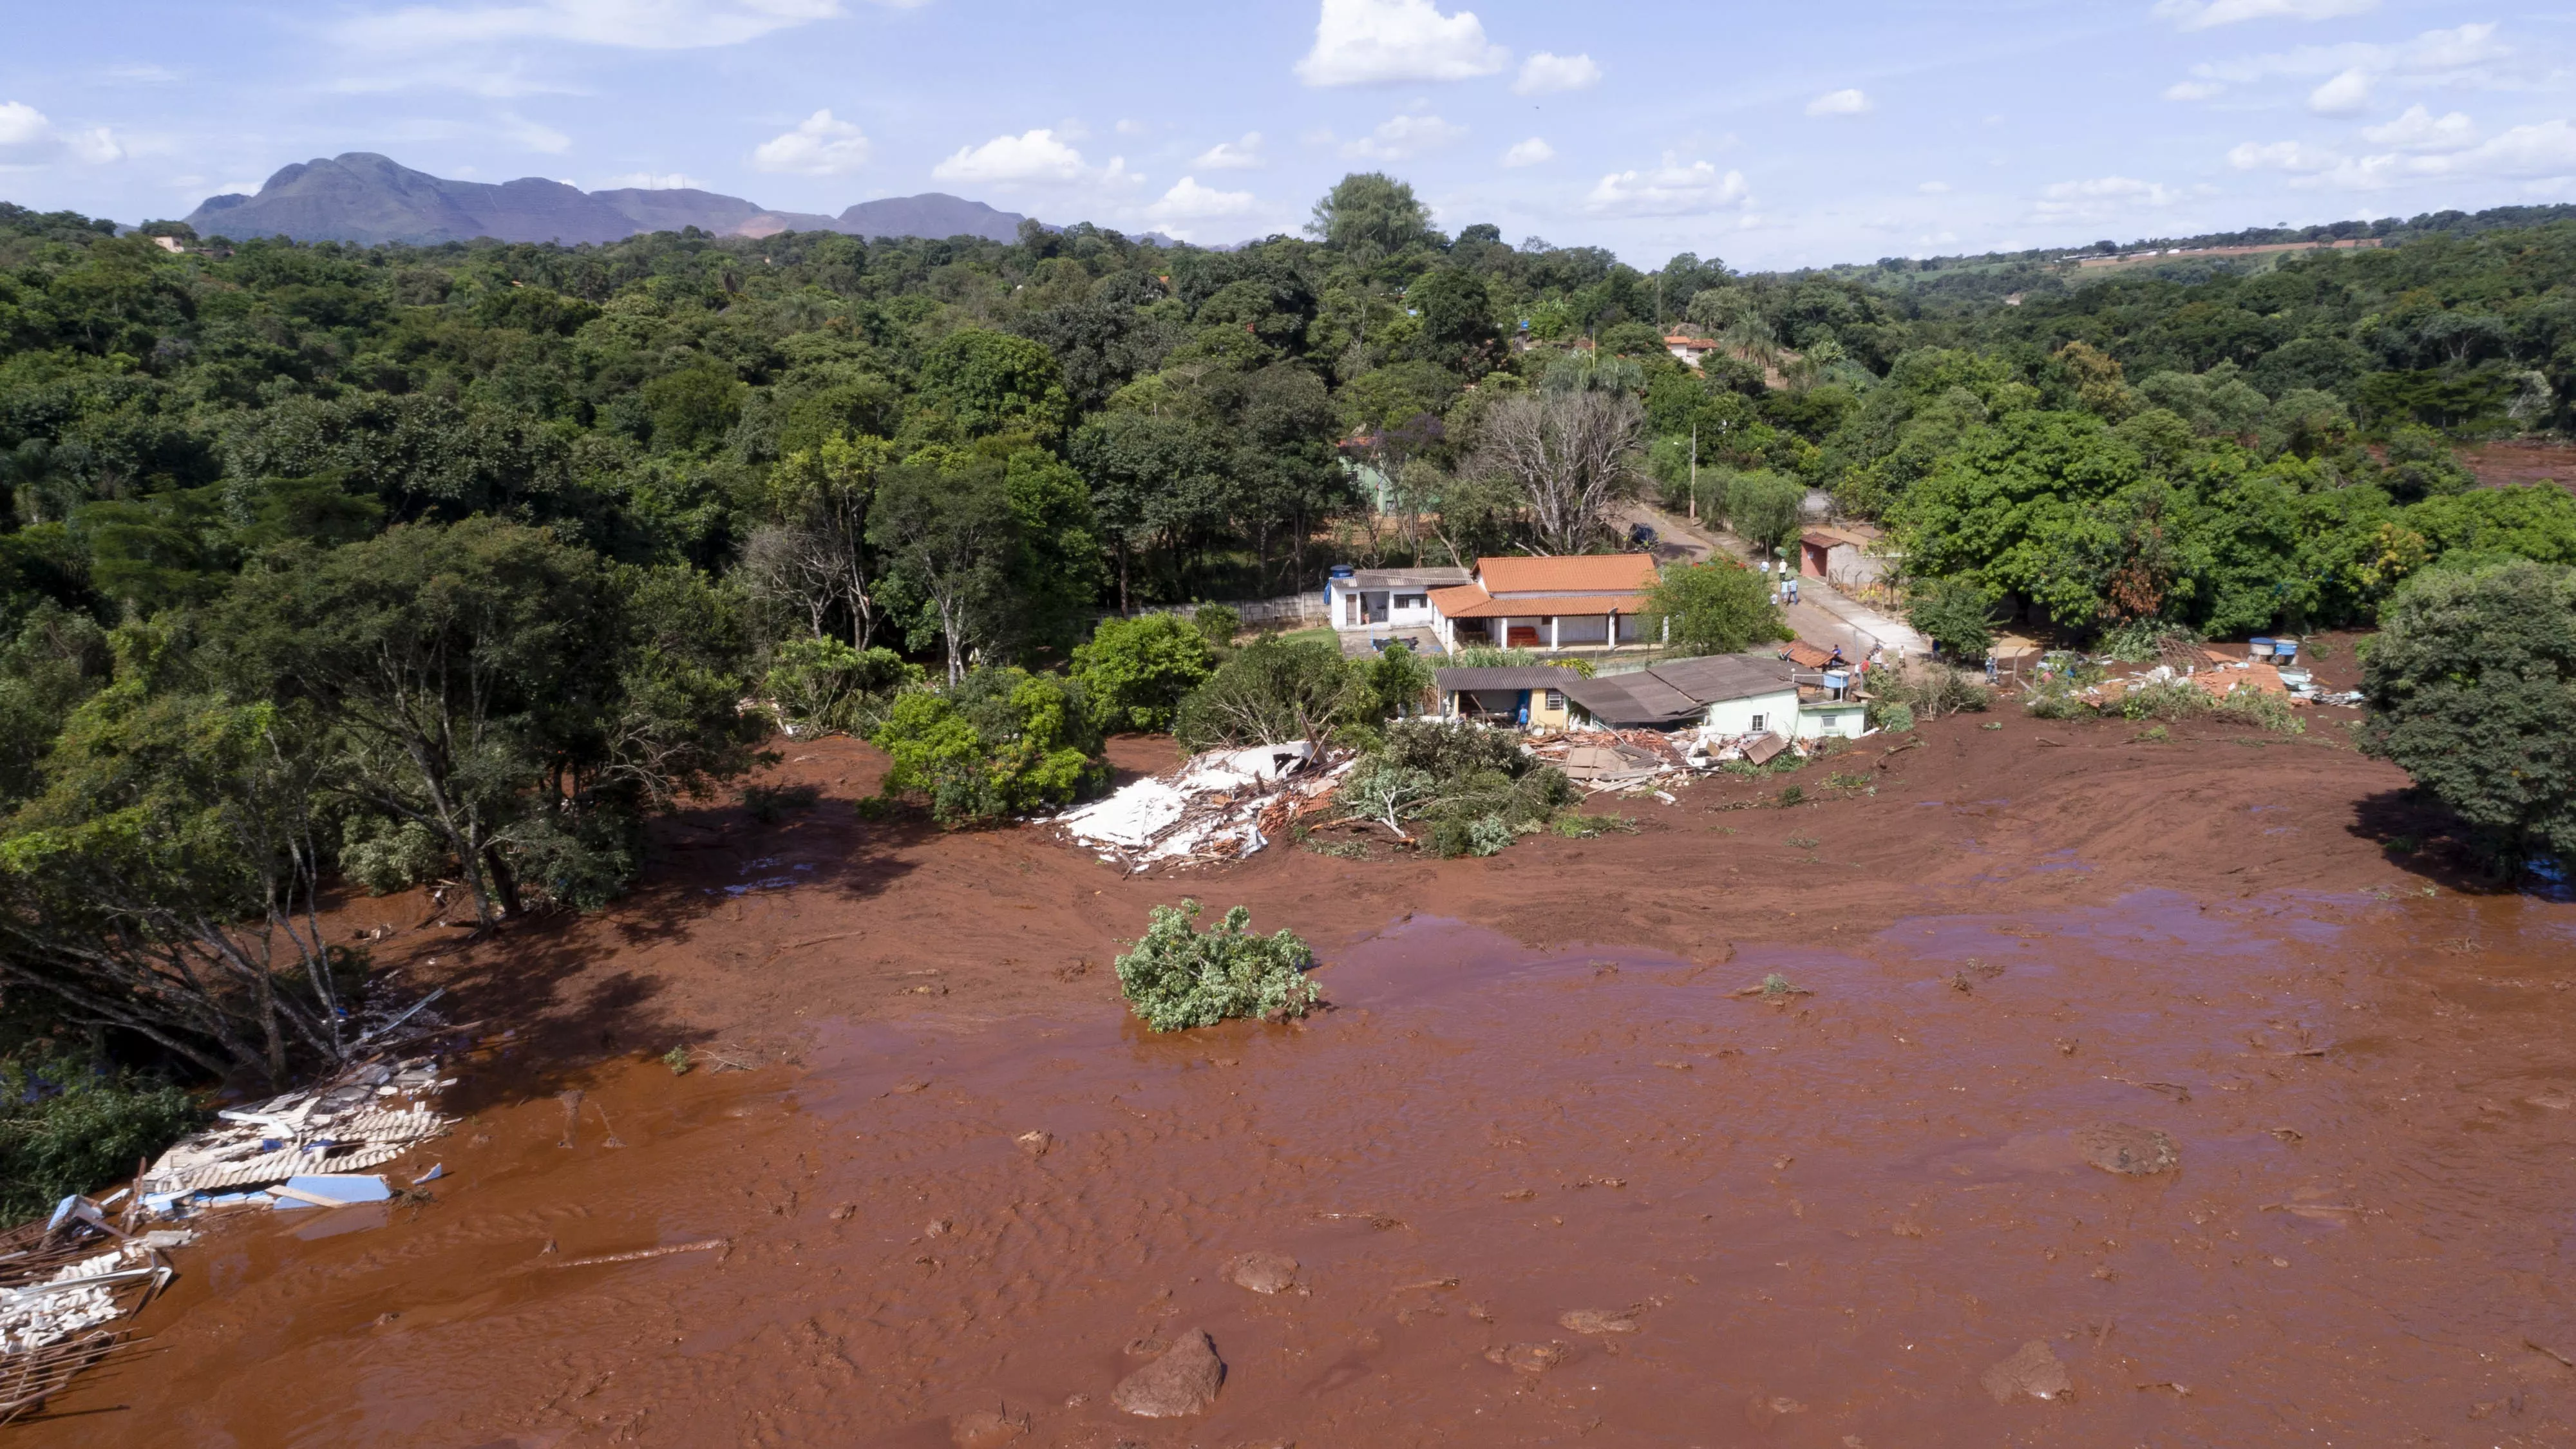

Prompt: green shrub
[
  {"left": 1868, "top": 699, "right": 1915, "bottom": 733},
  {"left": 2098, "top": 618, "right": 2204, "bottom": 664},
  {"left": 1174, "top": 637, "right": 1367, "bottom": 750},
  {"left": 2021, "top": 679, "right": 2084, "bottom": 720},
  {"left": 0, "top": 1056, "right": 202, "bottom": 1222},
  {"left": 2115, "top": 679, "right": 2210, "bottom": 721},
  {"left": 1876, "top": 661, "right": 1991, "bottom": 719},
  {"left": 1070, "top": 614, "right": 1217, "bottom": 733},
  {"left": 339, "top": 813, "right": 448, "bottom": 895},
  {"left": 1115, "top": 900, "right": 1320, "bottom": 1032},
  {"left": 1906, "top": 580, "right": 1998, "bottom": 659},
  {"left": 1452, "top": 645, "right": 1594, "bottom": 677},
  {"left": 764, "top": 637, "right": 920, "bottom": 736},
  {"left": 1640, "top": 560, "right": 1791, "bottom": 657},
  {"left": 1358, "top": 642, "right": 1436, "bottom": 723},
  {"left": 2214, "top": 687, "right": 2304, "bottom": 735},
  {"left": 872, "top": 667, "right": 1106, "bottom": 826},
  {"left": 1192, "top": 603, "right": 1242, "bottom": 649}
]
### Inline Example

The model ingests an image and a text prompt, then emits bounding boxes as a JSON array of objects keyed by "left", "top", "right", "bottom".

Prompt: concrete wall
[{"left": 1701, "top": 687, "right": 1802, "bottom": 737}]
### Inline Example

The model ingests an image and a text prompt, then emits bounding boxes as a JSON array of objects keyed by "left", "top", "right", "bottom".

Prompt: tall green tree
[
  {"left": 2360, "top": 560, "right": 2576, "bottom": 865},
  {"left": 869, "top": 453, "right": 1020, "bottom": 684}
]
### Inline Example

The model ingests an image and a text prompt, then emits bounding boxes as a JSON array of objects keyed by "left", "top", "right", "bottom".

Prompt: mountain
[
  {"left": 187, "top": 154, "right": 634, "bottom": 247},
  {"left": 184, "top": 153, "right": 1029, "bottom": 247},
  {"left": 835, "top": 193, "right": 1023, "bottom": 244}
]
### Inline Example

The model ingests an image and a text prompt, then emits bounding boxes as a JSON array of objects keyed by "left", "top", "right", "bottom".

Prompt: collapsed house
[{"left": 1054, "top": 743, "right": 1351, "bottom": 871}]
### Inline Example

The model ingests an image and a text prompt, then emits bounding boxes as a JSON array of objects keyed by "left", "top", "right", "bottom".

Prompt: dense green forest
[{"left": 0, "top": 173, "right": 2571, "bottom": 1179}]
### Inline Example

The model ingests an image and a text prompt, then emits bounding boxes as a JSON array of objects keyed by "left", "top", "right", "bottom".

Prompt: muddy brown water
[{"left": 34, "top": 888, "right": 2576, "bottom": 1446}]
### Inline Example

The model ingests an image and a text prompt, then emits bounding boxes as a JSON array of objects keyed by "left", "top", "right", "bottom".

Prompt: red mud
[
  {"left": 24, "top": 710, "right": 2576, "bottom": 1446},
  {"left": 2461, "top": 439, "right": 2576, "bottom": 494}
]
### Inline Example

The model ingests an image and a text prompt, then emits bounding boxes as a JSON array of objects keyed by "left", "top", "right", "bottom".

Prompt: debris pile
[
  {"left": 137, "top": 1056, "right": 453, "bottom": 1219},
  {"left": 0, "top": 1195, "right": 175, "bottom": 1422},
  {"left": 1056, "top": 743, "right": 1352, "bottom": 871},
  {"left": 1531, "top": 726, "right": 1810, "bottom": 793}
]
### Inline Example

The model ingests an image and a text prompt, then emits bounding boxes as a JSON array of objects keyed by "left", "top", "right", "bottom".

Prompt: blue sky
[{"left": 3, "top": 1, "right": 2572, "bottom": 267}]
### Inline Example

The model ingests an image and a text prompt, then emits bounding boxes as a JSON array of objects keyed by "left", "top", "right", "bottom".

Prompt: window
[
  {"left": 1545, "top": 689, "right": 1564, "bottom": 712},
  {"left": 1395, "top": 593, "right": 1428, "bottom": 610},
  {"left": 1748, "top": 713, "right": 1766, "bottom": 733}
]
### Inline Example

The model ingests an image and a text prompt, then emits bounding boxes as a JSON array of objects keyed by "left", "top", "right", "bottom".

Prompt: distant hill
[
  {"left": 835, "top": 194, "right": 1025, "bottom": 243},
  {"left": 184, "top": 153, "right": 1028, "bottom": 247}
]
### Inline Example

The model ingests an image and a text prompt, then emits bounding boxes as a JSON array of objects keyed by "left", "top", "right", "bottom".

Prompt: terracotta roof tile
[{"left": 1475, "top": 554, "right": 1660, "bottom": 596}]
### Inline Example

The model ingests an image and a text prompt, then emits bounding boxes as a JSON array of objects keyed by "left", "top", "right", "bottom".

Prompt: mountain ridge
[{"left": 183, "top": 153, "right": 1030, "bottom": 247}]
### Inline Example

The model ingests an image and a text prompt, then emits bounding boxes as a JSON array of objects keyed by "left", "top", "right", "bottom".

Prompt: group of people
[{"left": 1758, "top": 559, "right": 1803, "bottom": 605}]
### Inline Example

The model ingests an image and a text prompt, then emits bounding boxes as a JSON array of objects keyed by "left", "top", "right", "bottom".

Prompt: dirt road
[{"left": 28, "top": 709, "right": 2575, "bottom": 1446}]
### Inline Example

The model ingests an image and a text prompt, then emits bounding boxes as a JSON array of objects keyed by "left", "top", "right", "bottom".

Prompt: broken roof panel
[
  {"left": 1434, "top": 667, "right": 1586, "bottom": 692},
  {"left": 1562, "top": 670, "right": 1703, "bottom": 726},
  {"left": 1651, "top": 652, "right": 1797, "bottom": 704}
]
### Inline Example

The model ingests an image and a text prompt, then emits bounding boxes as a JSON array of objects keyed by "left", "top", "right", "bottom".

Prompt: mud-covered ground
[{"left": 29, "top": 694, "right": 2576, "bottom": 1446}]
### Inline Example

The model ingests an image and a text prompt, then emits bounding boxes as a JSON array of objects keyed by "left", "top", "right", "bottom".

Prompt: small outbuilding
[
  {"left": 1433, "top": 666, "right": 1582, "bottom": 730},
  {"left": 1327, "top": 565, "right": 1472, "bottom": 632}
]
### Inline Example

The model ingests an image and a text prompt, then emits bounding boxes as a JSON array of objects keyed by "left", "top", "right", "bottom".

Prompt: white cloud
[
  {"left": 502, "top": 111, "right": 571, "bottom": 153},
  {"left": 2164, "top": 79, "right": 2225, "bottom": 101},
  {"left": 1806, "top": 88, "right": 1870, "bottom": 117},
  {"left": 2032, "top": 175, "right": 2182, "bottom": 219},
  {"left": 2362, "top": 104, "right": 2476, "bottom": 151},
  {"left": 2226, "top": 139, "right": 2340, "bottom": 171},
  {"left": 0, "top": 101, "right": 122, "bottom": 169},
  {"left": 2190, "top": 23, "right": 2509, "bottom": 87},
  {"left": 599, "top": 171, "right": 703, "bottom": 189},
  {"left": 2308, "top": 67, "right": 2371, "bottom": 115},
  {"left": 1514, "top": 52, "right": 1600, "bottom": 95},
  {"left": 2224, "top": 118, "right": 2576, "bottom": 191},
  {"left": 2152, "top": 0, "right": 2374, "bottom": 30},
  {"left": 1341, "top": 113, "right": 1467, "bottom": 161},
  {"left": 933, "top": 128, "right": 1141, "bottom": 190},
  {"left": 753, "top": 109, "right": 870, "bottom": 175},
  {"left": 1193, "top": 132, "right": 1264, "bottom": 169},
  {"left": 1115, "top": 118, "right": 1150, "bottom": 137},
  {"left": 1143, "top": 176, "right": 1257, "bottom": 238},
  {"left": 1294, "top": 0, "right": 1508, "bottom": 87},
  {"left": 1502, "top": 137, "right": 1554, "bottom": 167},
  {"left": 1584, "top": 155, "right": 1750, "bottom": 216},
  {"left": 340, "top": 0, "right": 873, "bottom": 52},
  {"left": 1918, "top": 180, "right": 1951, "bottom": 193}
]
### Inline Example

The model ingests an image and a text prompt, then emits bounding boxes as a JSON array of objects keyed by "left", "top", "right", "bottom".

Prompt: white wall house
[
  {"left": 1428, "top": 554, "right": 1663, "bottom": 654},
  {"left": 1327, "top": 566, "right": 1470, "bottom": 633}
]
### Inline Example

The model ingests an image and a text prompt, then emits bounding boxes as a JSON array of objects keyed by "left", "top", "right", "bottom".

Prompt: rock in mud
[
  {"left": 1485, "top": 1341, "right": 1566, "bottom": 1374},
  {"left": 2075, "top": 1123, "right": 2179, "bottom": 1177},
  {"left": 949, "top": 1407, "right": 1030, "bottom": 1446},
  {"left": 1112, "top": 1327, "right": 1224, "bottom": 1417},
  {"left": 1226, "top": 1251, "right": 1301, "bottom": 1295},
  {"left": 1015, "top": 1130, "right": 1053, "bottom": 1157},
  {"left": 1558, "top": 1308, "right": 1640, "bottom": 1335},
  {"left": 1980, "top": 1340, "right": 2073, "bottom": 1404}
]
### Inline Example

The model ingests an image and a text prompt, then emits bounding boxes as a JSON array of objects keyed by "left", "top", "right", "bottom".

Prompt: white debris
[
  {"left": 1051, "top": 742, "right": 1345, "bottom": 871},
  {"left": 138, "top": 1054, "right": 453, "bottom": 1217}
]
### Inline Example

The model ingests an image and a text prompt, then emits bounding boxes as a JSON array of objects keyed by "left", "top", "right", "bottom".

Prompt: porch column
[{"left": 1549, "top": 616, "right": 1560, "bottom": 650}]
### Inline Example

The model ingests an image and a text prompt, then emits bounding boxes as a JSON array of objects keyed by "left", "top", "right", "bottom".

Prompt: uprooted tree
[{"left": 1114, "top": 899, "right": 1320, "bottom": 1031}]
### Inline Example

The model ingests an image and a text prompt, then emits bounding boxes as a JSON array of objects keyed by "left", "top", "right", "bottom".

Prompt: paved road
[{"left": 1616, "top": 502, "right": 1931, "bottom": 661}]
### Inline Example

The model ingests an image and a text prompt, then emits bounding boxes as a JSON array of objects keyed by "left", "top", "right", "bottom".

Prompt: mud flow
[{"left": 33, "top": 888, "right": 2576, "bottom": 1446}]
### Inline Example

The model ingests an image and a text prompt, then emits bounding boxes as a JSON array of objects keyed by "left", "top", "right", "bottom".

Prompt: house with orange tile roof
[{"left": 1428, "top": 554, "right": 1663, "bottom": 654}]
